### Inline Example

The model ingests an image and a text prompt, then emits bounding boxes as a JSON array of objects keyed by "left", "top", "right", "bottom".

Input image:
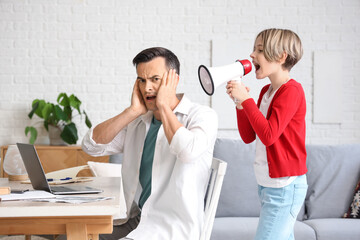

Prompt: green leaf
[
  {"left": 25, "top": 126, "right": 38, "bottom": 144},
  {"left": 57, "top": 93, "right": 70, "bottom": 107},
  {"left": 69, "top": 94, "right": 81, "bottom": 115},
  {"left": 28, "top": 101, "right": 39, "bottom": 119},
  {"left": 63, "top": 106, "right": 72, "bottom": 120},
  {"left": 60, "top": 122, "right": 78, "bottom": 144},
  {"left": 34, "top": 99, "right": 46, "bottom": 118},
  {"left": 54, "top": 105, "right": 68, "bottom": 121},
  {"left": 29, "top": 99, "right": 46, "bottom": 119},
  {"left": 41, "top": 103, "right": 53, "bottom": 121},
  {"left": 83, "top": 110, "right": 92, "bottom": 128}
]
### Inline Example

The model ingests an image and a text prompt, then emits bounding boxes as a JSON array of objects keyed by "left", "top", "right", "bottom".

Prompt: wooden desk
[
  {"left": 0, "top": 145, "right": 109, "bottom": 178},
  {"left": 0, "top": 177, "right": 124, "bottom": 240}
]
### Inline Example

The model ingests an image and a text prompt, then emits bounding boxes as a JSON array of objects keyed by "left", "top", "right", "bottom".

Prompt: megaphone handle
[{"left": 233, "top": 78, "right": 241, "bottom": 104}]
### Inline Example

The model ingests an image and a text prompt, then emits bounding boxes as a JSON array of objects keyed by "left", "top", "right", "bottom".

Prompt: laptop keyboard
[{"left": 51, "top": 186, "right": 73, "bottom": 191}]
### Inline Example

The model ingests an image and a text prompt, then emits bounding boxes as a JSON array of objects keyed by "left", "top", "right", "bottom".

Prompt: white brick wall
[{"left": 0, "top": 0, "right": 359, "bottom": 147}]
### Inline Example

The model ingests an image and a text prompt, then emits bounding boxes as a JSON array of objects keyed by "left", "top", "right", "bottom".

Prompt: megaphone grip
[{"left": 233, "top": 79, "right": 242, "bottom": 104}]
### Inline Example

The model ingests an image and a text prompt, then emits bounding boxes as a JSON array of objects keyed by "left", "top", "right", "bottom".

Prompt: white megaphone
[{"left": 198, "top": 59, "right": 252, "bottom": 96}]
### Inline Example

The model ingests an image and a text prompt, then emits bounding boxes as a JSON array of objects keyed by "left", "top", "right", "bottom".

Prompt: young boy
[{"left": 226, "top": 28, "right": 308, "bottom": 240}]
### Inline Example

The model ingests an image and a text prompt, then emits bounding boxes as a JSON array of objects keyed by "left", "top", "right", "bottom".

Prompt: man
[{"left": 82, "top": 47, "right": 218, "bottom": 240}]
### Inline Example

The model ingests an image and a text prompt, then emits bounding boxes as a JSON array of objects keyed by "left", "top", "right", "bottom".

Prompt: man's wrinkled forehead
[{"left": 135, "top": 57, "right": 168, "bottom": 79}]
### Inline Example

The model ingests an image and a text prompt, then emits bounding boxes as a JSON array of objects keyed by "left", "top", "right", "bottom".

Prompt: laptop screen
[{"left": 16, "top": 143, "right": 52, "bottom": 192}]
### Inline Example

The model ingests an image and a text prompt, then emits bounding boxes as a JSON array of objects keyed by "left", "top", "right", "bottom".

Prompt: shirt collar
[
  {"left": 173, "top": 93, "right": 191, "bottom": 115},
  {"left": 140, "top": 111, "right": 153, "bottom": 124}
]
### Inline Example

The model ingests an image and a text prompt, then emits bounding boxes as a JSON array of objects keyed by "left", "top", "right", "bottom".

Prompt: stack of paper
[
  {"left": 0, "top": 190, "right": 55, "bottom": 201},
  {"left": 29, "top": 196, "right": 114, "bottom": 204},
  {"left": 0, "top": 190, "right": 113, "bottom": 204}
]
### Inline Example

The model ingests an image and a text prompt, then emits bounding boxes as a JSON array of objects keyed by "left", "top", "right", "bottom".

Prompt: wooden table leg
[
  {"left": 66, "top": 223, "right": 87, "bottom": 240},
  {"left": 0, "top": 216, "right": 112, "bottom": 239},
  {"left": 88, "top": 234, "right": 99, "bottom": 240}
]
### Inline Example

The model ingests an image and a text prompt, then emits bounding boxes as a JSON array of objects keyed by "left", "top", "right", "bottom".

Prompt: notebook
[{"left": 16, "top": 143, "right": 103, "bottom": 195}]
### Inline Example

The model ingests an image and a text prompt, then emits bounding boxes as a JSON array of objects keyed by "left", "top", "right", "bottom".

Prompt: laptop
[{"left": 16, "top": 143, "right": 103, "bottom": 195}]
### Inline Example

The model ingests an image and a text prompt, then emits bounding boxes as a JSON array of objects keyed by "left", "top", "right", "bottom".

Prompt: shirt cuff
[{"left": 82, "top": 127, "right": 112, "bottom": 156}]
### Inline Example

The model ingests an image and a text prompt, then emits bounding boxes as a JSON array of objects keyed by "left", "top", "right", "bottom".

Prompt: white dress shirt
[{"left": 82, "top": 94, "right": 218, "bottom": 240}]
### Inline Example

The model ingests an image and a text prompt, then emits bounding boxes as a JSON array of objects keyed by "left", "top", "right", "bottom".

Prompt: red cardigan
[{"left": 236, "top": 79, "right": 307, "bottom": 178}]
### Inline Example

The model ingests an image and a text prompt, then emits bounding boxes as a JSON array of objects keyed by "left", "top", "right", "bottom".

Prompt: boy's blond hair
[{"left": 256, "top": 28, "right": 303, "bottom": 71}]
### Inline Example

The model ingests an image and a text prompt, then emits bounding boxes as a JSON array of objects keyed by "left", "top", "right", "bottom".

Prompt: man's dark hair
[{"left": 132, "top": 47, "right": 180, "bottom": 75}]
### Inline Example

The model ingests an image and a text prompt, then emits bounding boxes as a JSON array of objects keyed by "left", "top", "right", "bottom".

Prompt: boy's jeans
[{"left": 255, "top": 175, "right": 308, "bottom": 240}]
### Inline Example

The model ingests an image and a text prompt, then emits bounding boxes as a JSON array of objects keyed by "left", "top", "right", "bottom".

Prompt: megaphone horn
[{"left": 198, "top": 59, "right": 252, "bottom": 96}]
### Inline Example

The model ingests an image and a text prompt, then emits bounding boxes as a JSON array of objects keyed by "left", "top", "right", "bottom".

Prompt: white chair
[
  {"left": 87, "top": 161, "right": 122, "bottom": 177},
  {"left": 200, "top": 158, "right": 227, "bottom": 240}
]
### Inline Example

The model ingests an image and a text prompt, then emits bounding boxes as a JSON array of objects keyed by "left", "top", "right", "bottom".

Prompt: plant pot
[
  {"left": 48, "top": 125, "right": 67, "bottom": 146},
  {"left": 8, "top": 174, "right": 29, "bottom": 181}
]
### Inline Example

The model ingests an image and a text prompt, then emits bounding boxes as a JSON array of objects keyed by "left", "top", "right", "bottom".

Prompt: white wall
[{"left": 0, "top": 0, "right": 359, "bottom": 146}]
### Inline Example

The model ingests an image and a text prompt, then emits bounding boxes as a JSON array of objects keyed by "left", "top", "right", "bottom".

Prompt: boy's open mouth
[{"left": 254, "top": 63, "right": 260, "bottom": 71}]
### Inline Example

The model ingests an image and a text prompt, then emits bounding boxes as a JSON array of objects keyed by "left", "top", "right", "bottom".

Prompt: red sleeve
[
  {"left": 235, "top": 84, "right": 269, "bottom": 144},
  {"left": 236, "top": 107, "right": 255, "bottom": 143},
  {"left": 242, "top": 85, "right": 303, "bottom": 146}
]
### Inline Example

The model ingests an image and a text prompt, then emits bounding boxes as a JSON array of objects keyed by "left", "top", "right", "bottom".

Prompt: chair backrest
[
  {"left": 87, "top": 161, "right": 122, "bottom": 177},
  {"left": 200, "top": 157, "right": 227, "bottom": 240}
]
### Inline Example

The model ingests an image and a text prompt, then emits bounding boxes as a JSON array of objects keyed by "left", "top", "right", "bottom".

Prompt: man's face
[{"left": 136, "top": 57, "right": 168, "bottom": 112}]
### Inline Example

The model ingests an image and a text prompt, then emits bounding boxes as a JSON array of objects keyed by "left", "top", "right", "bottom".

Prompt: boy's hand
[{"left": 226, "top": 80, "right": 250, "bottom": 107}]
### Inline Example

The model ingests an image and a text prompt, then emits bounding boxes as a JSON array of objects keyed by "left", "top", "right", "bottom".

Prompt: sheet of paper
[
  {"left": 27, "top": 196, "right": 114, "bottom": 204},
  {"left": 0, "top": 190, "right": 55, "bottom": 201}
]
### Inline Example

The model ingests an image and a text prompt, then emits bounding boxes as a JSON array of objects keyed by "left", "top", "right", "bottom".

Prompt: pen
[
  {"left": 11, "top": 189, "right": 29, "bottom": 194},
  {"left": 47, "top": 177, "right": 72, "bottom": 182}
]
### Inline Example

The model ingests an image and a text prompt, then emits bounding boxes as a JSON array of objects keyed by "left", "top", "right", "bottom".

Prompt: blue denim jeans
[{"left": 255, "top": 175, "right": 308, "bottom": 240}]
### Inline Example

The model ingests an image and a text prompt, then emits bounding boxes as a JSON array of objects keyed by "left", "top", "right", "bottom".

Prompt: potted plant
[{"left": 25, "top": 93, "right": 92, "bottom": 145}]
